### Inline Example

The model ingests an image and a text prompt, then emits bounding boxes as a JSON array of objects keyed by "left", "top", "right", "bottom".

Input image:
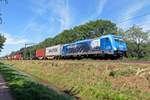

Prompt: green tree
[
  {"left": 0, "top": 34, "right": 6, "bottom": 52},
  {"left": 126, "top": 25, "right": 150, "bottom": 58},
  {"left": 73, "top": 20, "right": 117, "bottom": 39}
]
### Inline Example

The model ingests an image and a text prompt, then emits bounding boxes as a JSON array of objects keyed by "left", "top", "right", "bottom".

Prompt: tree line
[
  {"left": 1, "top": 19, "right": 150, "bottom": 60},
  {"left": 0, "top": 34, "right": 6, "bottom": 52}
]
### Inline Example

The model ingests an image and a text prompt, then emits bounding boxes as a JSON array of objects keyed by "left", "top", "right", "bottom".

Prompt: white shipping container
[{"left": 45, "top": 45, "right": 63, "bottom": 56}]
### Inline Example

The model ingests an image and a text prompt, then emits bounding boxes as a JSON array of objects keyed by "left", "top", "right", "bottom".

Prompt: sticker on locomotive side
[{"left": 91, "top": 39, "right": 100, "bottom": 48}]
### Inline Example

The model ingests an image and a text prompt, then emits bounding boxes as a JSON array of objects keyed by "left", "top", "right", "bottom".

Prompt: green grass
[
  {"left": 122, "top": 57, "right": 150, "bottom": 61},
  {"left": 0, "top": 62, "right": 74, "bottom": 100},
  {"left": 2, "top": 60, "right": 150, "bottom": 100}
]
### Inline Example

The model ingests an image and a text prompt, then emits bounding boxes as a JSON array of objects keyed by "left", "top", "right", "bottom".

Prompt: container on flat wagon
[
  {"left": 11, "top": 55, "right": 15, "bottom": 60},
  {"left": 8, "top": 56, "right": 11, "bottom": 60},
  {"left": 45, "top": 45, "right": 63, "bottom": 57},
  {"left": 36, "top": 48, "right": 45, "bottom": 59},
  {"left": 14, "top": 53, "right": 22, "bottom": 60}
]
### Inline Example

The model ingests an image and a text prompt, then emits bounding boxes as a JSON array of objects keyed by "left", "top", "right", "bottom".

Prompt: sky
[{"left": 0, "top": 0, "right": 150, "bottom": 57}]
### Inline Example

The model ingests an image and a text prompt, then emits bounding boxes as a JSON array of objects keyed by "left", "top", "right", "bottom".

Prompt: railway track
[
  {"left": 55, "top": 59, "right": 150, "bottom": 64},
  {"left": 96, "top": 60, "right": 150, "bottom": 64},
  {"left": 2, "top": 59, "right": 150, "bottom": 65}
]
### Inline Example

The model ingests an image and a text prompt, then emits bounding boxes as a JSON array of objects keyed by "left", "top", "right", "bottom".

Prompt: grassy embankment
[
  {"left": 2, "top": 60, "right": 150, "bottom": 100},
  {"left": 0, "top": 62, "right": 74, "bottom": 100}
]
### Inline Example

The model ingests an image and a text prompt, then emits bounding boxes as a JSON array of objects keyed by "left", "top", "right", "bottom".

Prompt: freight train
[{"left": 6, "top": 34, "right": 127, "bottom": 60}]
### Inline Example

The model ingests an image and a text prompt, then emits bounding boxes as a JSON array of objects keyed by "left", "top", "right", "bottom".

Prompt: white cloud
[
  {"left": 57, "top": 1, "right": 71, "bottom": 30},
  {"left": 28, "top": 0, "right": 107, "bottom": 35},
  {"left": 0, "top": 33, "right": 28, "bottom": 57},
  {"left": 22, "top": 21, "right": 48, "bottom": 34},
  {"left": 3, "top": 33, "right": 28, "bottom": 45},
  {"left": 140, "top": 15, "right": 150, "bottom": 32},
  {"left": 29, "top": 0, "right": 71, "bottom": 31},
  {"left": 95, "top": 0, "right": 107, "bottom": 18},
  {"left": 30, "top": 0, "right": 49, "bottom": 15},
  {"left": 47, "top": 0, "right": 71, "bottom": 30},
  {"left": 118, "top": 0, "right": 150, "bottom": 30},
  {"left": 80, "top": 0, "right": 107, "bottom": 25},
  {"left": 124, "top": 2, "right": 146, "bottom": 19}
]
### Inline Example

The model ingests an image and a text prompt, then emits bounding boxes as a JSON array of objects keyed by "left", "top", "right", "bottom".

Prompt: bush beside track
[
  {"left": 2, "top": 60, "right": 150, "bottom": 100},
  {"left": 0, "top": 62, "right": 74, "bottom": 100}
]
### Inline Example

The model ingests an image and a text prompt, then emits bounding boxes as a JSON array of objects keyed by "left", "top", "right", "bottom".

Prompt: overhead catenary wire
[
  {"left": 126, "top": 22, "right": 150, "bottom": 28},
  {"left": 117, "top": 12, "right": 150, "bottom": 24},
  {"left": 115, "top": 11, "right": 150, "bottom": 31}
]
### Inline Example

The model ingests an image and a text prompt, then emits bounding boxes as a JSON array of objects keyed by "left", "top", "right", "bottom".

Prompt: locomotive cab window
[
  {"left": 101, "top": 38, "right": 112, "bottom": 50},
  {"left": 114, "top": 38, "right": 124, "bottom": 43}
]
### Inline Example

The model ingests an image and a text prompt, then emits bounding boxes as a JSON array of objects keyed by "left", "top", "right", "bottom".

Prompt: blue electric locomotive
[{"left": 62, "top": 34, "right": 127, "bottom": 58}]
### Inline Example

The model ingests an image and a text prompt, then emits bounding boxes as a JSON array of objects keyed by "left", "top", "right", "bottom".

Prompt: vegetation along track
[
  {"left": 0, "top": 62, "right": 75, "bottom": 100},
  {"left": 2, "top": 60, "right": 150, "bottom": 100}
]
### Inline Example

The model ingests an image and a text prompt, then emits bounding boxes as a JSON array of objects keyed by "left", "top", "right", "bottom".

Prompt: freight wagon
[
  {"left": 45, "top": 45, "right": 63, "bottom": 59},
  {"left": 7, "top": 53, "right": 22, "bottom": 60},
  {"left": 36, "top": 48, "right": 45, "bottom": 59},
  {"left": 14, "top": 53, "right": 22, "bottom": 60}
]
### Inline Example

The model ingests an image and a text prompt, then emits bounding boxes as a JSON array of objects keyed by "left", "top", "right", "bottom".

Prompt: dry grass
[{"left": 2, "top": 60, "right": 150, "bottom": 100}]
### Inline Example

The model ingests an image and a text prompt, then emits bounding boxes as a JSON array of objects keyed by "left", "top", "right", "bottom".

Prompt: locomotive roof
[{"left": 63, "top": 34, "right": 118, "bottom": 46}]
